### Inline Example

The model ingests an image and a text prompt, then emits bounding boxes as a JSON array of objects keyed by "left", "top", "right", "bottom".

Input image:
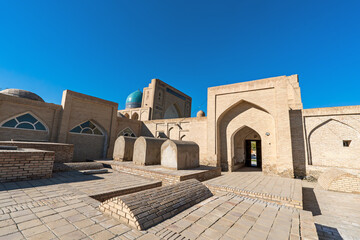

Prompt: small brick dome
[
  {"left": 197, "top": 110, "right": 205, "bottom": 117},
  {"left": 0, "top": 89, "right": 45, "bottom": 102}
]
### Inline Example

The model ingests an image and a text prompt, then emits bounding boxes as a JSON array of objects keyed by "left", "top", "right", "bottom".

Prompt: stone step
[
  {"left": 81, "top": 169, "right": 109, "bottom": 175},
  {"left": 53, "top": 162, "right": 104, "bottom": 172}
]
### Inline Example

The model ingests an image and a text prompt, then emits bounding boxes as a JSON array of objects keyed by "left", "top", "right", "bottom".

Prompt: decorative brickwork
[
  {"left": 318, "top": 168, "right": 360, "bottom": 193},
  {"left": 0, "top": 148, "right": 54, "bottom": 182},
  {"left": 99, "top": 179, "right": 213, "bottom": 230},
  {"left": 0, "top": 141, "right": 73, "bottom": 163}
]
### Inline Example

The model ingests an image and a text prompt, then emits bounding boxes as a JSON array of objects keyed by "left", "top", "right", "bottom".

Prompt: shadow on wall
[
  {"left": 289, "top": 110, "right": 307, "bottom": 177},
  {"left": 315, "top": 224, "right": 343, "bottom": 240},
  {"left": 140, "top": 123, "right": 154, "bottom": 137}
]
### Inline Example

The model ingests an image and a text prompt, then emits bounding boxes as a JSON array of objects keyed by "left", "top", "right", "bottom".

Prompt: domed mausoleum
[
  {"left": 126, "top": 90, "right": 142, "bottom": 109},
  {"left": 0, "top": 89, "right": 45, "bottom": 102}
]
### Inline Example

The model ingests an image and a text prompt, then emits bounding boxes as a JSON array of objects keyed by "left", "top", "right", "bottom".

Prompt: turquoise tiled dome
[{"left": 125, "top": 90, "right": 142, "bottom": 108}]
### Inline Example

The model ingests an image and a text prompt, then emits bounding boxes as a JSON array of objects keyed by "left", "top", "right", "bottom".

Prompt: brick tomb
[
  {"left": 100, "top": 179, "right": 213, "bottom": 230},
  {"left": 0, "top": 147, "right": 54, "bottom": 182}
]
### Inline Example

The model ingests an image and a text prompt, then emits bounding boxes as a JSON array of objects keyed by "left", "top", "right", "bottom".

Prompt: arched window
[
  {"left": 1, "top": 113, "right": 47, "bottom": 131},
  {"left": 118, "top": 127, "right": 136, "bottom": 137},
  {"left": 70, "top": 120, "right": 103, "bottom": 135},
  {"left": 132, "top": 112, "right": 139, "bottom": 120}
]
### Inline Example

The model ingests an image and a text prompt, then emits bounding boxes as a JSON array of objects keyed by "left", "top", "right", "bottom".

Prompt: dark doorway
[{"left": 245, "top": 140, "right": 262, "bottom": 168}]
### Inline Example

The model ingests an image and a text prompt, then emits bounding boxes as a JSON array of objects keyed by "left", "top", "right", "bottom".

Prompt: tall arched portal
[{"left": 217, "top": 100, "right": 276, "bottom": 172}]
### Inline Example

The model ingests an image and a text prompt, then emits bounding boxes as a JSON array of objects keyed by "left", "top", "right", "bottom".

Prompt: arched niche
[
  {"left": 131, "top": 112, "right": 139, "bottom": 120},
  {"left": 68, "top": 119, "right": 108, "bottom": 161},
  {"left": 164, "top": 104, "right": 181, "bottom": 119},
  {"left": 308, "top": 119, "right": 360, "bottom": 169}
]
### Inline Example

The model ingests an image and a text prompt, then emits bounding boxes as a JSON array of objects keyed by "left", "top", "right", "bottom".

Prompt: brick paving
[
  {"left": 0, "top": 169, "right": 161, "bottom": 215},
  {"left": 204, "top": 169, "right": 303, "bottom": 208},
  {"left": 148, "top": 193, "right": 317, "bottom": 240},
  {"left": 0, "top": 169, "right": 319, "bottom": 239}
]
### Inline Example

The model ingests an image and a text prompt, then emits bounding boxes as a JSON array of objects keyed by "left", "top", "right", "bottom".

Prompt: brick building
[{"left": 1, "top": 75, "right": 359, "bottom": 178}]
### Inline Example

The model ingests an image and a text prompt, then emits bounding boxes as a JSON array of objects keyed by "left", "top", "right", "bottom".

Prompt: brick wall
[
  {"left": 0, "top": 148, "right": 54, "bottom": 182},
  {"left": 0, "top": 141, "right": 73, "bottom": 163}
]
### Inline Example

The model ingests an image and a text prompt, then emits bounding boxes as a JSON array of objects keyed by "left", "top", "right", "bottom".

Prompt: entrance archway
[
  {"left": 232, "top": 126, "right": 262, "bottom": 171},
  {"left": 217, "top": 100, "right": 275, "bottom": 171}
]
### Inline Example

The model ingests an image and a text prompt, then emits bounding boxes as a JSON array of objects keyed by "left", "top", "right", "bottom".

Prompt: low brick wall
[
  {"left": 0, "top": 148, "right": 55, "bottom": 182},
  {"left": 99, "top": 179, "right": 212, "bottom": 230},
  {"left": 0, "top": 141, "right": 73, "bottom": 163}
]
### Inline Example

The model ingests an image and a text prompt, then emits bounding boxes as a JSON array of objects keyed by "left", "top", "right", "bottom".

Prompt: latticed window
[
  {"left": 118, "top": 127, "right": 136, "bottom": 137},
  {"left": 1, "top": 113, "right": 47, "bottom": 131},
  {"left": 70, "top": 120, "right": 103, "bottom": 135}
]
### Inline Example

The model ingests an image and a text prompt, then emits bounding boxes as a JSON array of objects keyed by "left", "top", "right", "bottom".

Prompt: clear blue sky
[{"left": 1, "top": 0, "right": 359, "bottom": 116}]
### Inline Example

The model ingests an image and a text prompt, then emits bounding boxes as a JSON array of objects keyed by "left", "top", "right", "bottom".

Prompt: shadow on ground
[
  {"left": 316, "top": 224, "right": 343, "bottom": 240},
  {"left": 235, "top": 167, "right": 262, "bottom": 173},
  {"left": 0, "top": 171, "right": 103, "bottom": 191},
  {"left": 302, "top": 187, "right": 322, "bottom": 216}
]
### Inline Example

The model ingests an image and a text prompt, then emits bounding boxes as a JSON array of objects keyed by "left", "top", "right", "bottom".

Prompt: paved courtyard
[
  {"left": 303, "top": 181, "right": 360, "bottom": 240},
  {"left": 2, "top": 168, "right": 359, "bottom": 239},
  {"left": 204, "top": 168, "right": 303, "bottom": 208},
  {"left": 0, "top": 169, "right": 315, "bottom": 239}
]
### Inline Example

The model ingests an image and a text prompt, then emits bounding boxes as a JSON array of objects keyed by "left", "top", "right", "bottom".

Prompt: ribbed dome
[
  {"left": 0, "top": 89, "right": 45, "bottom": 102},
  {"left": 126, "top": 90, "right": 142, "bottom": 109}
]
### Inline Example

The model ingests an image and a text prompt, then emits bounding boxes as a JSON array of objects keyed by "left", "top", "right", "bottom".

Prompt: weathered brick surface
[
  {"left": 113, "top": 136, "right": 137, "bottom": 161},
  {"left": 318, "top": 168, "right": 360, "bottom": 193},
  {"left": 0, "top": 148, "right": 54, "bottom": 182},
  {"left": 99, "top": 179, "right": 213, "bottom": 230},
  {"left": 0, "top": 141, "right": 73, "bottom": 163}
]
